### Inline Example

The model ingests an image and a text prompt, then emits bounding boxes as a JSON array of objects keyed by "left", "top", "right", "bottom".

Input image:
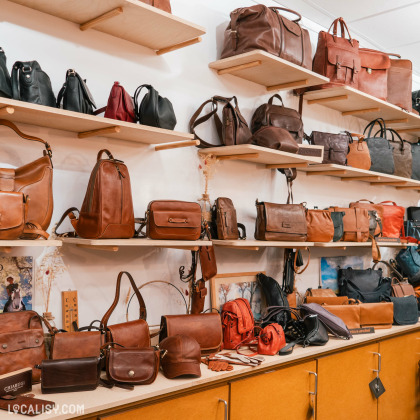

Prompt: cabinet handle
[
  {"left": 219, "top": 399, "right": 228, "bottom": 420},
  {"left": 308, "top": 371, "right": 318, "bottom": 395},
  {"left": 372, "top": 352, "right": 381, "bottom": 374}
]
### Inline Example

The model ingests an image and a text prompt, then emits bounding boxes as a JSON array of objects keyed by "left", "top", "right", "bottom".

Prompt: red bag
[
  {"left": 377, "top": 201, "right": 405, "bottom": 238},
  {"left": 221, "top": 298, "right": 254, "bottom": 350},
  {"left": 257, "top": 323, "right": 286, "bottom": 355}
]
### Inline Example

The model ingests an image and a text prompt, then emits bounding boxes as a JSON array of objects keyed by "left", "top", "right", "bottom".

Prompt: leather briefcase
[
  {"left": 144, "top": 200, "right": 202, "bottom": 240},
  {"left": 159, "top": 313, "right": 222, "bottom": 355},
  {"left": 388, "top": 58, "right": 412, "bottom": 111},
  {"left": 255, "top": 200, "right": 307, "bottom": 242},
  {"left": 329, "top": 207, "right": 369, "bottom": 242},
  {"left": 346, "top": 133, "right": 371, "bottom": 170},
  {"left": 307, "top": 131, "right": 350, "bottom": 165},
  {"left": 220, "top": 5, "right": 312, "bottom": 69},
  {"left": 306, "top": 209, "right": 334, "bottom": 242}
]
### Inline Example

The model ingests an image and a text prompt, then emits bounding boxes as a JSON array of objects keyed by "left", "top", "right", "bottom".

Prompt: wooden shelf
[
  {"left": 199, "top": 145, "right": 323, "bottom": 167},
  {"left": 209, "top": 50, "right": 329, "bottom": 91},
  {"left": 298, "top": 163, "right": 420, "bottom": 189},
  {"left": 62, "top": 238, "right": 211, "bottom": 252},
  {"left": 302, "top": 85, "right": 420, "bottom": 135},
  {"left": 0, "top": 240, "right": 62, "bottom": 253},
  {"left": 0, "top": 97, "right": 194, "bottom": 145},
  {"left": 8, "top": 0, "right": 206, "bottom": 54},
  {"left": 314, "top": 242, "right": 416, "bottom": 248}
]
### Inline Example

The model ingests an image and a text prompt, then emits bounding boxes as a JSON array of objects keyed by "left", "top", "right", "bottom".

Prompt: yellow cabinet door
[
  {"left": 230, "top": 360, "right": 317, "bottom": 420},
  {"left": 317, "top": 343, "right": 378, "bottom": 420},
  {"left": 378, "top": 331, "right": 420, "bottom": 420},
  {"left": 100, "top": 385, "right": 229, "bottom": 420}
]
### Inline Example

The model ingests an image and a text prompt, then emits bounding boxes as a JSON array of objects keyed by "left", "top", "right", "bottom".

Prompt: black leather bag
[
  {"left": 363, "top": 119, "right": 394, "bottom": 175},
  {"left": 134, "top": 84, "right": 176, "bottom": 130},
  {"left": 407, "top": 207, "right": 420, "bottom": 221},
  {"left": 385, "top": 296, "right": 419, "bottom": 325},
  {"left": 338, "top": 267, "right": 383, "bottom": 292},
  {"left": 57, "top": 69, "right": 96, "bottom": 114},
  {"left": 11, "top": 61, "right": 56, "bottom": 107},
  {"left": 412, "top": 90, "right": 420, "bottom": 113},
  {"left": 330, "top": 211, "right": 345, "bottom": 242},
  {"left": 0, "top": 48, "right": 12, "bottom": 98},
  {"left": 411, "top": 142, "right": 420, "bottom": 181}
]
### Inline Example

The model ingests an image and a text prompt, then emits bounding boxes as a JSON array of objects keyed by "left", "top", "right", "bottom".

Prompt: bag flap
[
  {"left": 0, "top": 168, "right": 15, "bottom": 191},
  {"left": 268, "top": 107, "right": 302, "bottom": 132},
  {"left": 280, "top": 15, "right": 301, "bottom": 36},
  {"left": 327, "top": 44, "right": 361, "bottom": 70},
  {"left": 0, "top": 192, "right": 25, "bottom": 230},
  {"left": 0, "top": 310, "right": 42, "bottom": 333},
  {"left": 390, "top": 296, "right": 419, "bottom": 324},
  {"left": 152, "top": 211, "right": 202, "bottom": 229},
  {"left": 74, "top": 72, "right": 96, "bottom": 107},
  {"left": 233, "top": 298, "right": 254, "bottom": 334},
  {"left": 323, "top": 305, "right": 360, "bottom": 329},
  {"left": 52, "top": 331, "right": 102, "bottom": 359},
  {"left": 0, "top": 329, "right": 44, "bottom": 354},
  {"left": 360, "top": 302, "right": 393, "bottom": 325},
  {"left": 149, "top": 200, "right": 201, "bottom": 213},
  {"left": 360, "top": 49, "right": 390, "bottom": 70},
  {"left": 308, "top": 288, "right": 336, "bottom": 297},
  {"left": 108, "top": 320, "right": 150, "bottom": 348},
  {"left": 390, "top": 59, "right": 412, "bottom": 70},
  {"left": 264, "top": 203, "right": 307, "bottom": 234}
]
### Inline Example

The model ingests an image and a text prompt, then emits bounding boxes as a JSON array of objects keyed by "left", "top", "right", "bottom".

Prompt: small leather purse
[
  {"left": 306, "top": 209, "right": 334, "bottom": 242},
  {"left": 257, "top": 323, "right": 286, "bottom": 356},
  {"left": 391, "top": 278, "right": 416, "bottom": 297}
]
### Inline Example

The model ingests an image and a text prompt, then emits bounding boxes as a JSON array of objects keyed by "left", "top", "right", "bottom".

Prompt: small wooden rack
[
  {"left": 209, "top": 51, "right": 329, "bottom": 91},
  {"left": 8, "top": 0, "right": 206, "bottom": 54},
  {"left": 0, "top": 240, "right": 62, "bottom": 253}
]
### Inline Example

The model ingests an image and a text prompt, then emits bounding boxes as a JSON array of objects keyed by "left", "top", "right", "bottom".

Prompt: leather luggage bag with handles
[
  {"left": 255, "top": 200, "right": 307, "bottom": 242},
  {"left": 0, "top": 311, "right": 46, "bottom": 382},
  {"left": 346, "top": 133, "right": 371, "bottom": 170},
  {"left": 101, "top": 272, "right": 150, "bottom": 348},
  {"left": 306, "top": 209, "right": 334, "bottom": 242},
  {"left": 329, "top": 207, "right": 369, "bottom": 242},
  {"left": 221, "top": 298, "right": 254, "bottom": 350},
  {"left": 0, "top": 47, "right": 12, "bottom": 98},
  {"left": 139, "top": 0, "right": 171, "bottom": 13},
  {"left": 386, "top": 129, "right": 412, "bottom": 179},
  {"left": 189, "top": 96, "right": 252, "bottom": 148},
  {"left": 307, "top": 131, "right": 350, "bottom": 165},
  {"left": 376, "top": 201, "right": 405, "bottom": 239},
  {"left": 251, "top": 126, "right": 299, "bottom": 153},
  {"left": 55, "top": 149, "right": 135, "bottom": 239},
  {"left": 211, "top": 197, "right": 246, "bottom": 240},
  {"left": 220, "top": 5, "right": 312, "bottom": 69},
  {"left": 312, "top": 17, "right": 360, "bottom": 89},
  {"left": 251, "top": 94, "right": 304, "bottom": 144},
  {"left": 388, "top": 57, "right": 412, "bottom": 111}
]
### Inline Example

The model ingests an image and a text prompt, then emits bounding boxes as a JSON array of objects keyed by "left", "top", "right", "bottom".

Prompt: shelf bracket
[
  {"left": 396, "top": 127, "right": 420, "bottom": 134},
  {"left": 0, "top": 106, "right": 14, "bottom": 116},
  {"left": 307, "top": 95, "right": 348, "bottom": 105},
  {"left": 76, "top": 244, "right": 119, "bottom": 252},
  {"left": 216, "top": 153, "right": 259, "bottom": 161},
  {"left": 371, "top": 181, "right": 409, "bottom": 186},
  {"left": 341, "top": 176, "right": 381, "bottom": 182},
  {"left": 266, "top": 162, "right": 308, "bottom": 169},
  {"left": 266, "top": 79, "right": 309, "bottom": 92},
  {"left": 384, "top": 118, "right": 408, "bottom": 125},
  {"left": 0, "top": 247, "right": 12, "bottom": 254},
  {"left": 155, "top": 140, "right": 200, "bottom": 151},
  {"left": 342, "top": 107, "right": 380, "bottom": 116},
  {"left": 305, "top": 170, "right": 348, "bottom": 176},
  {"left": 396, "top": 186, "right": 420, "bottom": 190},
  {"left": 80, "top": 7, "right": 123, "bottom": 31},
  {"left": 162, "top": 246, "right": 200, "bottom": 251},
  {"left": 78, "top": 126, "right": 120, "bottom": 139},
  {"left": 216, "top": 60, "right": 262, "bottom": 76},
  {"left": 156, "top": 37, "right": 202, "bottom": 55}
]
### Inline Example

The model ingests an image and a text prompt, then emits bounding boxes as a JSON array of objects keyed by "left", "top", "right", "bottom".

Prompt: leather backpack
[
  {"left": 220, "top": 5, "right": 312, "bottom": 69},
  {"left": 0, "top": 47, "right": 12, "bottom": 98},
  {"left": 211, "top": 197, "right": 246, "bottom": 240},
  {"left": 56, "top": 149, "right": 135, "bottom": 239}
]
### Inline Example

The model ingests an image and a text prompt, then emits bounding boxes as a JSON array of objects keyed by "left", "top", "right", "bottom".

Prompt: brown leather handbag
[
  {"left": 307, "top": 131, "right": 350, "bottom": 165},
  {"left": 251, "top": 94, "right": 304, "bottom": 144},
  {"left": 56, "top": 150, "right": 135, "bottom": 239},
  {"left": 189, "top": 96, "right": 252, "bottom": 148},
  {"left": 346, "top": 133, "right": 371, "bottom": 170},
  {"left": 0, "top": 311, "right": 46, "bottom": 382},
  {"left": 312, "top": 17, "right": 360, "bottom": 89},
  {"left": 139, "top": 0, "right": 171, "bottom": 13},
  {"left": 388, "top": 58, "right": 412, "bottom": 111},
  {"left": 212, "top": 197, "right": 245, "bottom": 240},
  {"left": 101, "top": 272, "right": 150, "bottom": 348},
  {"left": 391, "top": 278, "right": 416, "bottom": 297},
  {"left": 306, "top": 209, "right": 334, "bottom": 242},
  {"left": 251, "top": 126, "right": 299, "bottom": 153},
  {"left": 329, "top": 207, "right": 369, "bottom": 242},
  {"left": 220, "top": 5, "right": 312, "bottom": 69},
  {"left": 255, "top": 200, "right": 307, "bottom": 241}
]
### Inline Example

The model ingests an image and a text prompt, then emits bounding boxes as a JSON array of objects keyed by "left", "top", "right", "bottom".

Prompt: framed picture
[{"left": 210, "top": 271, "right": 265, "bottom": 321}]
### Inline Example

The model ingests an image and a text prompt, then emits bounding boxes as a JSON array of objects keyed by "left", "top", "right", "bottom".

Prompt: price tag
[{"left": 369, "top": 377, "right": 386, "bottom": 399}]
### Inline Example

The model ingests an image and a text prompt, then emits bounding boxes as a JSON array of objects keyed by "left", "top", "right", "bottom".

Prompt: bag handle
[
  {"left": 378, "top": 201, "right": 397, "bottom": 206},
  {"left": 101, "top": 271, "right": 147, "bottom": 330},
  {"left": 328, "top": 18, "right": 353, "bottom": 44},
  {"left": 361, "top": 49, "right": 401, "bottom": 59},
  {"left": 53, "top": 207, "right": 80, "bottom": 237},
  {"left": 97, "top": 149, "right": 114, "bottom": 161},
  {"left": 133, "top": 84, "right": 153, "bottom": 121},
  {"left": 364, "top": 118, "right": 386, "bottom": 139},
  {"left": 372, "top": 260, "right": 404, "bottom": 282},
  {"left": 270, "top": 7, "right": 302, "bottom": 23},
  {"left": 355, "top": 199, "right": 374, "bottom": 204},
  {"left": 189, "top": 98, "right": 221, "bottom": 148},
  {"left": 268, "top": 94, "right": 284, "bottom": 106}
]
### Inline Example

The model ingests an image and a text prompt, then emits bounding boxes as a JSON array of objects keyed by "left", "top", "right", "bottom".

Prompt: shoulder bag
[
  {"left": 306, "top": 209, "right": 334, "bottom": 242},
  {"left": 346, "top": 133, "right": 371, "bottom": 170},
  {"left": 388, "top": 57, "right": 412, "bottom": 111},
  {"left": 338, "top": 267, "right": 383, "bottom": 292},
  {"left": 211, "top": 197, "right": 246, "bottom": 240},
  {"left": 391, "top": 277, "right": 416, "bottom": 298},
  {"left": 0, "top": 47, "right": 12, "bottom": 98},
  {"left": 256, "top": 323, "right": 286, "bottom": 356},
  {"left": 329, "top": 207, "right": 369, "bottom": 242},
  {"left": 307, "top": 131, "right": 350, "bottom": 165},
  {"left": 396, "top": 247, "right": 420, "bottom": 286},
  {"left": 376, "top": 201, "right": 405, "bottom": 239}
]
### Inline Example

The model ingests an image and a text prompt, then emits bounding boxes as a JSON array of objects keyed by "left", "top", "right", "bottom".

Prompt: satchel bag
[
  {"left": 306, "top": 209, "right": 334, "bottom": 242},
  {"left": 139, "top": 0, "right": 171, "bottom": 13},
  {"left": 329, "top": 207, "right": 369, "bottom": 242},
  {"left": 0, "top": 311, "right": 46, "bottom": 382},
  {"left": 411, "top": 142, "right": 420, "bottom": 181},
  {"left": 349, "top": 200, "right": 383, "bottom": 237},
  {"left": 39, "top": 357, "right": 101, "bottom": 394},
  {"left": 388, "top": 58, "right": 412, "bottom": 111},
  {"left": 159, "top": 313, "right": 222, "bottom": 355},
  {"left": 377, "top": 201, "right": 405, "bottom": 239},
  {"left": 384, "top": 296, "right": 419, "bottom": 325},
  {"left": 312, "top": 17, "right": 360, "bottom": 89},
  {"left": 94, "top": 82, "right": 136, "bottom": 122},
  {"left": 257, "top": 323, "right": 286, "bottom": 356},
  {"left": 396, "top": 247, "right": 420, "bottom": 286},
  {"left": 251, "top": 94, "right": 304, "bottom": 144},
  {"left": 11, "top": 61, "right": 56, "bottom": 107},
  {"left": 211, "top": 197, "right": 246, "bottom": 240},
  {"left": 346, "top": 133, "right": 371, "bottom": 170},
  {"left": 189, "top": 96, "right": 252, "bottom": 148},
  {"left": 134, "top": 84, "right": 176, "bottom": 130},
  {"left": 307, "top": 131, "right": 350, "bottom": 165},
  {"left": 330, "top": 211, "right": 345, "bottom": 242},
  {"left": 255, "top": 200, "right": 307, "bottom": 241},
  {"left": 56, "top": 149, "right": 135, "bottom": 239},
  {"left": 101, "top": 272, "right": 150, "bottom": 348},
  {"left": 0, "top": 47, "right": 12, "bottom": 98},
  {"left": 220, "top": 5, "right": 312, "bottom": 69},
  {"left": 385, "top": 129, "right": 412, "bottom": 179},
  {"left": 57, "top": 69, "right": 96, "bottom": 115},
  {"left": 363, "top": 119, "right": 394, "bottom": 174},
  {"left": 251, "top": 126, "right": 299, "bottom": 153}
]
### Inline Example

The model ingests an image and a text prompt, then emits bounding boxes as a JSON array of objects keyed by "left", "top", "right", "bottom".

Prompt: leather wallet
[{"left": 0, "top": 395, "right": 55, "bottom": 416}]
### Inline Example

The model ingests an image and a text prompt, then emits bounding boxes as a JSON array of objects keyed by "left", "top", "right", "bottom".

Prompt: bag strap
[
  {"left": 237, "top": 223, "right": 246, "bottom": 240},
  {"left": 270, "top": 7, "right": 302, "bottom": 22},
  {"left": 23, "top": 222, "right": 49, "bottom": 240},
  {"left": 370, "top": 234, "right": 381, "bottom": 263},
  {"left": 379, "top": 201, "right": 397, "bottom": 206},
  {"left": 372, "top": 260, "right": 404, "bottom": 281},
  {"left": 54, "top": 207, "right": 80, "bottom": 237},
  {"left": 189, "top": 98, "right": 221, "bottom": 148},
  {"left": 97, "top": 149, "right": 114, "bottom": 161},
  {"left": 101, "top": 271, "right": 147, "bottom": 330},
  {"left": 294, "top": 248, "right": 310, "bottom": 274},
  {"left": 133, "top": 84, "right": 152, "bottom": 121},
  {"left": 11, "top": 61, "right": 24, "bottom": 100}
]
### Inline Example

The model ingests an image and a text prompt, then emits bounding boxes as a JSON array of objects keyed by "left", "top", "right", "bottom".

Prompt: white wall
[{"left": 0, "top": 0, "right": 418, "bottom": 329}]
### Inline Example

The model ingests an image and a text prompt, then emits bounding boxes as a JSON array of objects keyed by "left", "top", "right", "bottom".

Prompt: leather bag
[
  {"left": 388, "top": 58, "right": 412, "bottom": 111},
  {"left": 305, "top": 296, "right": 349, "bottom": 305},
  {"left": 391, "top": 277, "right": 416, "bottom": 298},
  {"left": 11, "top": 61, "right": 56, "bottom": 107},
  {"left": 349, "top": 199, "right": 383, "bottom": 237},
  {"left": 255, "top": 200, "right": 307, "bottom": 241},
  {"left": 0, "top": 47, "right": 12, "bottom": 98},
  {"left": 396, "top": 247, "right": 420, "bottom": 286},
  {"left": 189, "top": 96, "right": 252, "bottom": 148},
  {"left": 305, "top": 288, "right": 337, "bottom": 298},
  {"left": 386, "top": 129, "right": 412, "bottom": 179},
  {"left": 56, "top": 150, "right": 135, "bottom": 239},
  {"left": 407, "top": 207, "right": 420, "bottom": 221},
  {"left": 257, "top": 323, "right": 286, "bottom": 356},
  {"left": 220, "top": 5, "right": 312, "bottom": 69},
  {"left": 134, "top": 84, "right": 176, "bottom": 130},
  {"left": 329, "top": 207, "right": 369, "bottom": 242},
  {"left": 251, "top": 126, "right": 299, "bottom": 153},
  {"left": 198, "top": 244, "right": 217, "bottom": 281},
  {"left": 39, "top": 357, "right": 100, "bottom": 394},
  {"left": 0, "top": 192, "right": 27, "bottom": 240},
  {"left": 191, "top": 279, "right": 207, "bottom": 315},
  {"left": 251, "top": 94, "right": 304, "bottom": 144},
  {"left": 307, "top": 131, "right": 350, "bottom": 165},
  {"left": 139, "top": 0, "right": 171, "bottom": 13},
  {"left": 306, "top": 209, "right": 334, "bottom": 242},
  {"left": 338, "top": 267, "right": 383, "bottom": 293},
  {"left": 0, "top": 311, "right": 46, "bottom": 382},
  {"left": 312, "top": 17, "right": 360, "bottom": 89},
  {"left": 405, "top": 220, "right": 420, "bottom": 241},
  {"left": 377, "top": 201, "right": 405, "bottom": 239},
  {"left": 330, "top": 211, "right": 345, "bottom": 242},
  {"left": 385, "top": 296, "right": 419, "bottom": 325},
  {"left": 101, "top": 272, "right": 150, "bottom": 348},
  {"left": 221, "top": 298, "right": 254, "bottom": 350},
  {"left": 412, "top": 90, "right": 420, "bottom": 113},
  {"left": 159, "top": 313, "right": 222, "bottom": 355},
  {"left": 211, "top": 197, "right": 245, "bottom": 240},
  {"left": 412, "top": 141, "right": 420, "bottom": 181},
  {"left": 57, "top": 69, "right": 96, "bottom": 115},
  {"left": 346, "top": 133, "right": 371, "bottom": 170}
]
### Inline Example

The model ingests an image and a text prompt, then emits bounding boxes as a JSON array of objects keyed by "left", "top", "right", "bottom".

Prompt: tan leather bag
[
  {"left": 349, "top": 199, "right": 383, "bottom": 237},
  {"left": 0, "top": 191, "right": 27, "bottom": 239},
  {"left": 346, "top": 134, "right": 371, "bottom": 170},
  {"left": 387, "top": 58, "right": 412, "bottom": 111},
  {"left": 306, "top": 209, "right": 334, "bottom": 242},
  {"left": 255, "top": 200, "right": 307, "bottom": 242},
  {"left": 329, "top": 207, "right": 369, "bottom": 242}
]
